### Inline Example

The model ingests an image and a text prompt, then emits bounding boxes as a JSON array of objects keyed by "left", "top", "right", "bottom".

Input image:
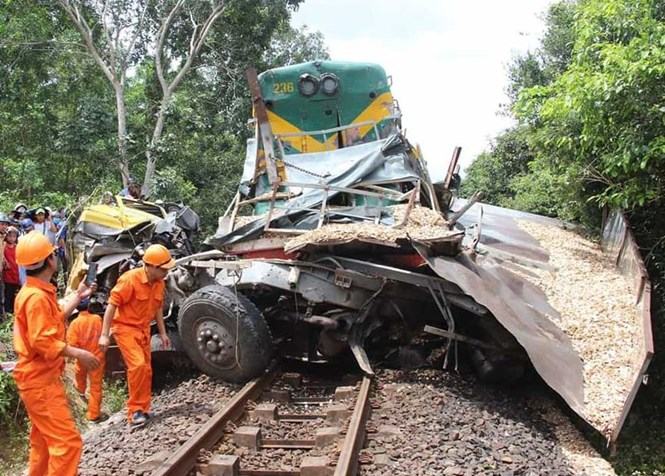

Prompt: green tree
[
  {"left": 505, "top": 0, "right": 577, "bottom": 105},
  {"left": 460, "top": 126, "right": 534, "bottom": 207},
  {"left": 516, "top": 0, "right": 665, "bottom": 210},
  {"left": 54, "top": 0, "right": 310, "bottom": 195},
  {"left": 0, "top": 0, "right": 326, "bottom": 232},
  {"left": 468, "top": 1, "right": 579, "bottom": 217},
  {"left": 0, "top": 0, "right": 118, "bottom": 206},
  {"left": 133, "top": 5, "right": 328, "bottom": 231},
  {"left": 264, "top": 24, "right": 330, "bottom": 67}
]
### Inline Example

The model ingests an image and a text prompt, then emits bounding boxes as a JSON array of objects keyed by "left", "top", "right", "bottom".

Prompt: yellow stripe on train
[{"left": 266, "top": 92, "right": 394, "bottom": 153}]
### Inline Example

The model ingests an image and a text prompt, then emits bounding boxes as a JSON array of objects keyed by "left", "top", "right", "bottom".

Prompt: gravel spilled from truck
[{"left": 517, "top": 220, "right": 644, "bottom": 436}]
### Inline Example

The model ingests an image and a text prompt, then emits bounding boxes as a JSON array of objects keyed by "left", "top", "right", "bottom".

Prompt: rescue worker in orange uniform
[
  {"left": 67, "top": 299, "right": 106, "bottom": 422},
  {"left": 98, "top": 244, "right": 174, "bottom": 426},
  {"left": 13, "top": 231, "right": 99, "bottom": 476}
]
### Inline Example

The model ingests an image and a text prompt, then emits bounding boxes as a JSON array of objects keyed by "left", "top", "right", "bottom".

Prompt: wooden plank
[
  {"left": 279, "top": 181, "right": 398, "bottom": 199},
  {"left": 225, "top": 237, "right": 288, "bottom": 254},
  {"left": 443, "top": 146, "right": 461, "bottom": 190},
  {"left": 246, "top": 68, "right": 278, "bottom": 183},
  {"left": 392, "top": 186, "right": 418, "bottom": 229},
  {"left": 188, "top": 260, "right": 250, "bottom": 270}
]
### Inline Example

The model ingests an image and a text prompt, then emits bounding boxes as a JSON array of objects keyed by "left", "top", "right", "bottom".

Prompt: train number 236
[{"left": 273, "top": 82, "right": 295, "bottom": 94}]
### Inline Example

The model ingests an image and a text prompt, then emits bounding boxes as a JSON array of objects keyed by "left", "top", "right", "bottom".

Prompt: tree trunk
[
  {"left": 143, "top": 93, "right": 170, "bottom": 197},
  {"left": 115, "top": 84, "right": 130, "bottom": 187},
  {"left": 143, "top": 2, "right": 226, "bottom": 198}
]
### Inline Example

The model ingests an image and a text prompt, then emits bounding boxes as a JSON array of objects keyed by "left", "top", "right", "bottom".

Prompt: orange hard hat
[
  {"left": 143, "top": 244, "right": 176, "bottom": 269},
  {"left": 16, "top": 231, "right": 57, "bottom": 269}
]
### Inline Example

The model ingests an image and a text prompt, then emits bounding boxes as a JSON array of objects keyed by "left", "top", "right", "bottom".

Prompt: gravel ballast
[
  {"left": 360, "top": 368, "right": 615, "bottom": 476},
  {"left": 79, "top": 374, "right": 237, "bottom": 475},
  {"left": 76, "top": 368, "right": 616, "bottom": 475}
]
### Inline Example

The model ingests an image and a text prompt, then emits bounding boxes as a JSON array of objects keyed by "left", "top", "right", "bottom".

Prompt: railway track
[{"left": 152, "top": 368, "right": 373, "bottom": 476}]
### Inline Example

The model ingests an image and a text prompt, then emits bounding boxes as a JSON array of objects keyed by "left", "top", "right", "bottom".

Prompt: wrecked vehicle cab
[
  {"left": 67, "top": 194, "right": 199, "bottom": 372},
  {"left": 174, "top": 61, "right": 484, "bottom": 383}
]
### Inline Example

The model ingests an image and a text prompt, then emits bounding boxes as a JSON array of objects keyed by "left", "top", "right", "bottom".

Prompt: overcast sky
[{"left": 292, "top": 0, "right": 553, "bottom": 180}]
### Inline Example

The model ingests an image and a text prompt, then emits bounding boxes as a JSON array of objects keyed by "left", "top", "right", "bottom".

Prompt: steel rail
[
  {"left": 152, "top": 369, "right": 276, "bottom": 476},
  {"left": 334, "top": 376, "right": 372, "bottom": 476}
]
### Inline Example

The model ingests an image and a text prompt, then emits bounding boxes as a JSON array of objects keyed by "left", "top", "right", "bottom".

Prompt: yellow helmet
[
  {"left": 16, "top": 232, "right": 56, "bottom": 269},
  {"left": 143, "top": 244, "right": 176, "bottom": 270}
]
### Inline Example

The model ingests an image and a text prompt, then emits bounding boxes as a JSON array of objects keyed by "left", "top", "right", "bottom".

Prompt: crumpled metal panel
[
  {"left": 209, "top": 136, "right": 419, "bottom": 248},
  {"left": 454, "top": 199, "right": 564, "bottom": 263},
  {"left": 416, "top": 244, "right": 586, "bottom": 417},
  {"left": 436, "top": 200, "right": 652, "bottom": 443},
  {"left": 601, "top": 210, "right": 653, "bottom": 444}
]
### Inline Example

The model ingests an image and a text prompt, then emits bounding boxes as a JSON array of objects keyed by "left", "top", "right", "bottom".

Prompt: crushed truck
[{"left": 71, "top": 61, "right": 653, "bottom": 445}]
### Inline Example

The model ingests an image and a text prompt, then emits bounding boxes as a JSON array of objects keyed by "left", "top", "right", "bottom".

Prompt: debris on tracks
[{"left": 517, "top": 220, "right": 643, "bottom": 436}]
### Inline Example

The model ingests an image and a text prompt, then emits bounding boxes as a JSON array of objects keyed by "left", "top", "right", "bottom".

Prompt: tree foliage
[
  {"left": 466, "top": 0, "right": 665, "bottom": 218},
  {"left": 0, "top": 0, "right": 328, "bottom": 232},
  {"left": 463, "top": 2, "right": 665, "bottom": 471},
  {"left": 0, "top": 1, "right": 117, "bottom": 207},
  {"left": 459, "top": 126, "right": 534, "bottom": 208},
  {"left": 468, "top": 0, "right": 582, "bottom": 220},
  {"left": 505, "top": 0, "right": 576, "bottom": 105}
]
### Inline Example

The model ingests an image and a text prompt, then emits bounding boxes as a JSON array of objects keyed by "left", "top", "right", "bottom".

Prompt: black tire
[
  {"left": 178, "top": 285, "right": 272, "bottom": 382},
  {"left": 469, "top": 348, "right": 525, "bottom": 384}
]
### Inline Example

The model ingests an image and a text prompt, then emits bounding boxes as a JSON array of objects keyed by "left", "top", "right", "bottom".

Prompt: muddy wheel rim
[{"left": 194, "top": 316, "right": 237, "bottom": 369}]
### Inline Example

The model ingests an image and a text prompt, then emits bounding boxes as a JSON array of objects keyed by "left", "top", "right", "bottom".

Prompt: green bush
[
  {"left": 0, "top": 370, "right": 20, "bottom": 426},
  {"left": 0, "top": 318, "right": 26, "bottom": 434},
  {"left": 103, "top": 379, "right": 128, "bottom": 414},
  {"left": 0, "top": 318, "right": 27, "bottom": 474}
]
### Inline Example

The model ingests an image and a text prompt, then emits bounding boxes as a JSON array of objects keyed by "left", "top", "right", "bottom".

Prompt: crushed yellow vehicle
[{"left": 67, "top": 195, "right": 199, "bottom": 374}]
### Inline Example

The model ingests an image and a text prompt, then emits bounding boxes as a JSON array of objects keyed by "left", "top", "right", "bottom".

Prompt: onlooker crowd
[
  {"left": 1, "top": 203, "right": 70, "bottom": 318},
  {"left": 1, "top": 187, "right": 146, "bottom": 318}
]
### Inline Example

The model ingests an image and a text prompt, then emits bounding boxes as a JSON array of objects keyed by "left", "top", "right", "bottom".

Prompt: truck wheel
[
  {"left": 470, "top": 347, "right": 525, "bottom": 384},
  {"left": 178, "top": 285, "right": 272, "bottom": 382}
]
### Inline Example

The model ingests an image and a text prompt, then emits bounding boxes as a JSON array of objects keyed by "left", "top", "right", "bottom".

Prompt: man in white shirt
[{"left": 32, "top": 208, "right": 58, "bottom": 245}]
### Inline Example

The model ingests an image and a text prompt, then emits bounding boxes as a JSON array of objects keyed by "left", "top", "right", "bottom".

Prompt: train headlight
[
  {"left": 320, "top": 73, "right": 339, "bottom": 96},
  {"left": 298, "top": 74, "right": 319, "bottom": 97}
]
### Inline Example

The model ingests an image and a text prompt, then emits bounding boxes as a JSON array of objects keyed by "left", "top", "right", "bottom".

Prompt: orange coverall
[
  {"left": 67, "top": 310, "right": 105, "bottom": 420},
  {"left": 108, "top": 267, "right": 164, "bottom": 419},
  {"left": 13, "top": 277, "right": 82, "bottom": 476}
]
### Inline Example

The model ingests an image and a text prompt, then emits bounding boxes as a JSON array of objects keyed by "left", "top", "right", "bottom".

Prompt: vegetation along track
[{"left": 152, "top": 368, "right": 373, "bottom": 476}]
